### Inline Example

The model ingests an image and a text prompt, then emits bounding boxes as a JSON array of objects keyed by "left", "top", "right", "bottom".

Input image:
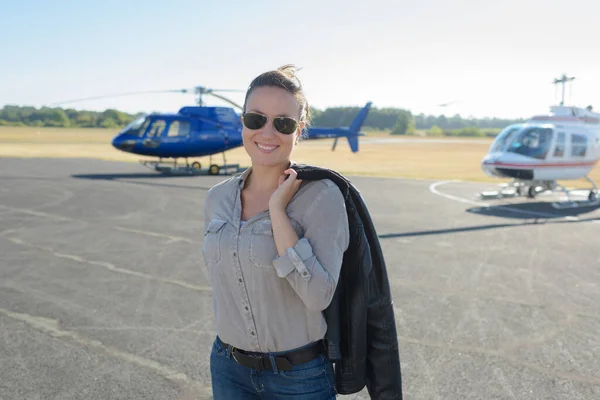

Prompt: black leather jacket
[{"left": 293, "top": 165, "right": 403, "bottom": 399}]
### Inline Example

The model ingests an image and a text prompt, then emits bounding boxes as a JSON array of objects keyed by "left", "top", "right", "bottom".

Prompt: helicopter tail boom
[
  {"left": 304, "top": 102, "right": 372, "bottom": 152},
  {"left": 349, "top": 101, "right": 372, "bottom": 134}
]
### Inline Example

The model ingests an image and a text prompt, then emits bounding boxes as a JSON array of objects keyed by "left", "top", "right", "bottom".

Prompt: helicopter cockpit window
[
  {"left": 490, "top": 124, "right": 522, "bottom": 152},
  {"left": 571, "top": 134, "right": 587, "bottom": 157},
  {"left": 147, "top": 120, "right": 166, "bottom": 138},
  {"left": 166, "top": 120, "right": 190, "bottom": 137},
  {"left": 124, "top": 116, "right": 149, "bottom": 137},
  {"left": 506, "top": 127, "right": 553, "bottom": 160}
]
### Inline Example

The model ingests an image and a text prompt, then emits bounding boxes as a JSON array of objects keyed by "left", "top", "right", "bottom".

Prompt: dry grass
[{"left": 1, "top": 126, "right": 599, "bottom": 189}]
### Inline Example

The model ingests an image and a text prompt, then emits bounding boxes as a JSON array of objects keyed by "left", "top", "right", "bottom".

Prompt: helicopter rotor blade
[
  {"left": 437, "top": 100, "right": 458, "bottom": 107},
  {"left": 50, "top": 89, "right": 190, "bottom": 106},
  {"left": 195, "top": 87, "right": 244, "bottom": 94},
  {"left": 208, "top": 92, "right": 244, "bottom": 110}
]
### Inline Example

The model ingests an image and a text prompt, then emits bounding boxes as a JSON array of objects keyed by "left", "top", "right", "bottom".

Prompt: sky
[{"left": 1, "top": 0, "right": 599, "bottom": 119}]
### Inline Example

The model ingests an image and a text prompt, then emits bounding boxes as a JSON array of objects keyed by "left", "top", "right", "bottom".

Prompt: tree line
[
  {"left": 310, "top": 106, "right": 525, "bottom": 136},
  {"left": 0, "top": 106, "right": 139, "bottom": 129},
  {"left": 0, "top": 104, "right": 525, "bottom": 136}
]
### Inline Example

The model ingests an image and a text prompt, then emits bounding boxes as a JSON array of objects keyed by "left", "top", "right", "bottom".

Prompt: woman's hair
[{"left": 243, "top": 65, "right": 311, "bottom": 128}]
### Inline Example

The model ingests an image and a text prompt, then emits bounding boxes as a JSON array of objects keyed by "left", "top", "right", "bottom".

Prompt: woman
[{"left": 202, "top": 65, "right": 349, "bottom": 399}]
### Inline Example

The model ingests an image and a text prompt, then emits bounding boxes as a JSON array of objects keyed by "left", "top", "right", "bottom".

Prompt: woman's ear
[{"left": 296, "top": 121, "right": 305, "bottom": 144}]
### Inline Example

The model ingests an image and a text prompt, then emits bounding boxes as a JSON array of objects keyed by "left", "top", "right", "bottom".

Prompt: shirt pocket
[
  {"left": 250, "top": 220, "right": 277, "bottom": 269},
  {"left": 249, "top": 218, "right": 304, "bottom": 269},
  {"left": 203, "top": 218, "right": 227, "bottom": 264}
]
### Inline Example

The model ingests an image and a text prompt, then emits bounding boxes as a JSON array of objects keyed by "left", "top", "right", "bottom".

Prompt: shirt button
[
  {"left": 233, "top": 252, "right": 236, "bottom": 257},
  {"left": 251, "top": 331, "right": 255, "bottom": 336},
  {"left": 302, "top": 271, "right": 308, "bottom": 276},
  {"left": 239, "top": 278, "right": 243, "bottom": 283},
  {"left": 245, "top": 306, "right": 249, "bottom": 311}
]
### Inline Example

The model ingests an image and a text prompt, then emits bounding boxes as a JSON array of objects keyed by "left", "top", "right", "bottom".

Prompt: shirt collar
[{"left": 237, "top": 160, "right": 298, "bottom": 188}]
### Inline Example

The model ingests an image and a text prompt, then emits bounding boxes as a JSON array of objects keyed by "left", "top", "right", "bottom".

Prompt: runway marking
[
  {"left": 0, "top": 204, "right": 195, "bottom": 243},
  {"left": 0, "top": 307, "right": 214, "bottom": 399},
  {"left": 429, "top": 180, "right": 581, "bottom": 221},
  {"left": 2, "top": 236, "right": 212, "bottom": 293},
  {"left": 429, "top": 180, "right": 488, "bottom": 207},
  {"left": 395, "top": 327, "right": 600, "bottom": 386},
  {"left": 114, "top": 226, "right": 194, "bottom": 243},
  {"left": 0, "top": 204, "right": 75, "bottom": 221}
]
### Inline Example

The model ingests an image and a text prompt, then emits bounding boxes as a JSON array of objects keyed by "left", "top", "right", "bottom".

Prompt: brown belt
[{"left": 217, "top": 337, "right": 324, "bottom": 372}]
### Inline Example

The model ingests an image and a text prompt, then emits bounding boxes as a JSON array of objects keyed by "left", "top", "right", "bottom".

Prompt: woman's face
[{"left": 242, "top": 86, "right": 304, "bottom": 167}]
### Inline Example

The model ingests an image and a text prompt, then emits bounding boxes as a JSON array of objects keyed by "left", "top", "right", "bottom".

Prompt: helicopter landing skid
[
  {"left": 479, "top": 179, "right": 600, "bottom": 208},
  {"left": 551, "top": 176, "right": 600, "bottom": 209},
  {"left": 478, "top": 180, "right": 544, "bottom": 200},
  {"left": 140, "top": 160, "right": 244, "bottom": 176},
  {"left": 550, "top": 198, "right": 600, "bottom": 209}
]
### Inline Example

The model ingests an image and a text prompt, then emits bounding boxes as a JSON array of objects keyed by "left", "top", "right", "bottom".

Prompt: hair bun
[{"left": 277, "top": 64, "right": 302, "bottom": 86}]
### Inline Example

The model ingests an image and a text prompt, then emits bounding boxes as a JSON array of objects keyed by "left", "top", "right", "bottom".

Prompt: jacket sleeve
[
  {"left": 272, "top": 182, "right": 350, "bottom": 311},
  {"left": 357, "top": 192, "right": 404, "bottom": 399}
]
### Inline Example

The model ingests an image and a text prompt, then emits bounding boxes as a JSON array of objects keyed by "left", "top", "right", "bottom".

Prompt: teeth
[{"left": 257, "top": 143, "right": 277, "bottom": 150}]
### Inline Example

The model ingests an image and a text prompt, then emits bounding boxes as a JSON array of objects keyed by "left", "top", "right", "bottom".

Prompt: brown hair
[{"left": 243, "top": 64, "right": 311, "bottom": 127}]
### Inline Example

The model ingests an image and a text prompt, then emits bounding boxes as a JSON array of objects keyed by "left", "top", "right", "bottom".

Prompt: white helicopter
[{"left": 480, "top": 74, "right": 600, "bottom": 208}]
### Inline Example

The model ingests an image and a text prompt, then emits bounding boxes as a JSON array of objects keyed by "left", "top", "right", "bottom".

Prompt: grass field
[{"left": 1, "top": 126, "right": 598, "bottom": 189}]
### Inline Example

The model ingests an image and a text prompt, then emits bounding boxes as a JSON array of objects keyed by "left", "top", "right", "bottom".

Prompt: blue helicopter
[{"left": 102, "top": 87, "right": 372, "bottom": 175}]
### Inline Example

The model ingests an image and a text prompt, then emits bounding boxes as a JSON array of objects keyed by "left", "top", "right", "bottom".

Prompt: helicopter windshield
[
  {"left": 506, "top": 126, "right": 553, "bottom": 160},
  {"left": 122, "top": 116, "right": 150, "bottom": 137},
  {"left": 490, "top": 124, "right": 522, "bottom": 152}
]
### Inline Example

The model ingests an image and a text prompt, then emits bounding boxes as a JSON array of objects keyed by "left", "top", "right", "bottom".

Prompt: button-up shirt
[{"left": 202, "top": 166, "right": 349, "bottom": 353}]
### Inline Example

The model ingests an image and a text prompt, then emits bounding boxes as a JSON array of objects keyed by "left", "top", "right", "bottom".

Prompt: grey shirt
[{"left": 202, "top": 166, "right": 350, "bottom": 353}]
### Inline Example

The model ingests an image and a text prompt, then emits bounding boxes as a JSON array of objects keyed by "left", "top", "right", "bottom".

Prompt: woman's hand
[{"left": 269, "top": 168, "right": 302, "bottom": 213}]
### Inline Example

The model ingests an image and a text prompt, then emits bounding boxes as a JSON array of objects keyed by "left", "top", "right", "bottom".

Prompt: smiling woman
[{"left": 201, "top": 65, "right": 348, "bottom": 399}]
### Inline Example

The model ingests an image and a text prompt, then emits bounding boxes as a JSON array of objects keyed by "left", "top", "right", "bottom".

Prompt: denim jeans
[{"left": 210, "top": 337, "right": 337, "bottom": 399}]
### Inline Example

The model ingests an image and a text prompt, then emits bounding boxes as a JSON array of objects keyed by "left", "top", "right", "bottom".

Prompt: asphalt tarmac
[{"left": 1, "top": 157, "right": 599, "bottom": 400}]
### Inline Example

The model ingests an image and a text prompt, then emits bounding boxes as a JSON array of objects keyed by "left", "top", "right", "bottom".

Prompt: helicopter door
[
  {"left": 549, "top": 131, "right": 566, "bottom": 159},
  {"left": 142, "top": 119, "right": 167, "bottom": 148}
]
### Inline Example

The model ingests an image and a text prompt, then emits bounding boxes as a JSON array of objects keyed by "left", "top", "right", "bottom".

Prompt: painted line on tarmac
[
  {"left": 2, "top": 236, "right": 212, "bottom": 293},
  {"left": 0, "top": 204, "right": 75, "bottom": 221},
  {"left": 0, "top": 203, "right": 195, "bottom": 243},
  {"left": 429, "top": 180, "right": 488, "bottom": 207},
  {"left": 429, "top": 180, "right": 580, "bottom": 221},
  {"left": 113, "top": 226, "right": 194, "bottom": 243},
  {"left": 0, "top": 307, "right": 214, "bottom": 400},
  {"left": 395, "top": 331, "right": 600, "bottom": 386}
]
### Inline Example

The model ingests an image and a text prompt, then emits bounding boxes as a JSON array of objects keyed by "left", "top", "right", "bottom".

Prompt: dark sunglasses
[{"left": 242, "top": 112, "right": 299, "bottom": 135}]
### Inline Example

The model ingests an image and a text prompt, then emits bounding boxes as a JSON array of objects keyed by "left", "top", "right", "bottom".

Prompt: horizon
[
  {"left": 0, "top": 101, "right": 534, "bottom": 121},
  {"left": 2, "top": 0, "right": 599, "bottom": 120}
]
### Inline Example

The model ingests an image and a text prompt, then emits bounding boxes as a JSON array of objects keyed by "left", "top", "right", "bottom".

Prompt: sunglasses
[{"left": 242, "top": 112, "right": 299, "bottom": 135}]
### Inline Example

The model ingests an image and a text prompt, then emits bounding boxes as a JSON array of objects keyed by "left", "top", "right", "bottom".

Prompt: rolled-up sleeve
[
  {"left": 272, "top": 182, "right": 349, "bottom": 311},
  {"left": 273, "top": 238, "right": 314, "bottom": 280}
]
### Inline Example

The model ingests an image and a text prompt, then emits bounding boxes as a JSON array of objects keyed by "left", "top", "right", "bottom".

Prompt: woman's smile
[{"left": 255, "top": 142, "right": 280, "bottom": 153}]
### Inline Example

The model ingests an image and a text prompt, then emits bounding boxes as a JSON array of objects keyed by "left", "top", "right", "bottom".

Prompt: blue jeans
[{"left": 210, "top": 337, "right": 337, "bottom": 399}]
